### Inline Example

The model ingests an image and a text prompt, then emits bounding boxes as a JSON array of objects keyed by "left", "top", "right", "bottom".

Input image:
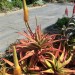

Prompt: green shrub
[
  {"left": 0, "top": 0, "right": 13, "bottom": 12},
  {"left": 57, "top": 0, "right": 65, "bottom": 3},
  {"left": 26, "top": 0, "right": 44, "bottom": 5},
  {"left": 12, "top": 0, "right": 23, "bottom": 9},
  {"left": 33, "top": 0, "right": 44, "bottom": 6},
  {"left": 26, "top": 0, "right": 38, "bottom": 4},
  {"left": 43, "top": 0, "right": 51, "bottom": 2},
  {"left": 56, "top": 17, "right": 70, "bottom": 29}
]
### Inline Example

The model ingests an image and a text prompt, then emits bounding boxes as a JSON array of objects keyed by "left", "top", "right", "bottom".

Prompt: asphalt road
[{"left": 0, "top": 3, "right": 74, "bottom": 52}]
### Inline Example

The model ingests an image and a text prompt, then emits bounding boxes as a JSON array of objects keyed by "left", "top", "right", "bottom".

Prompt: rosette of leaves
[
  {"left": 17, "top": 25, "right": 65, "bottom": 51},
  {"left": 2, "top": 25, "right": 66, "bottom": 74},
  {"left": 2, "top": 46, "right": 22, "bottom": 75},
  {"left": 12, "top": 26, "right": 65, "bottom": 74},
  {"left": 41, "top": 47, "right": 75, "bottom": 75}
]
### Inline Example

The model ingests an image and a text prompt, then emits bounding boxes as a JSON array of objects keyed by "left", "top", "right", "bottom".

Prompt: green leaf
[
  {"left": 56, "top": 60, "right": 63, "bottom": 70},
  {"left": 45, "top": 52, "right": 55, "bottom": 59},
  {"left": 59, "top": 48, "right": 65, "bottom": 62},
  {"left": 62, "top": 54, "right": 73, "bottom": 67},
  {"left": 13, "top": 46, "right": 19, "bottom": 68},
  {"left": 41, "top": 69, "right": 54, "bottom": 73},
  {"left": 44, "top": 59, "right": 52, "bottom": 68},
  {"left": 45, "top": 52, "right": 56, "bottom": 67}
]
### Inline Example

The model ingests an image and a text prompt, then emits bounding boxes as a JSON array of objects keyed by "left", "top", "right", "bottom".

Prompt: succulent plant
[
  {"left": 41, "top": 47, "right": 75, "bottom": 75},
  {"left": 2, "top": 46, "right": 22, "bottom": 75},
  {"left": 1, "top": 1, "right": 75, "bottom": 75}
]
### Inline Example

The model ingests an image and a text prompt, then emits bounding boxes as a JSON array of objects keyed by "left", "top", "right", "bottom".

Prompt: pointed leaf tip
[
  {"left": 2, "top": 58, "right": 14, "bottom": 67},
  {"left": 65, "top": 7, "right": 68, "bottom": 16},
  {"left": 73, "top": 4, "right": 75, "bottom": 15}
]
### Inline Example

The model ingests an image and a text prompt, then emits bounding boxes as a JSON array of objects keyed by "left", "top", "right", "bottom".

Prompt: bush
[
  {"left": 26, "top": 0, "right": 45, "bottom": 5},
  {"left": 33, "top": 0, "right": 44, "bottom": 6},
  {"left": 0, "top": 0, "right": 23, "bottom": 12},
  {"left": 43, "top": 0, "right": 51, "bottom": 2},
  {"left": 26, "top": 0, "right": 38, "bottom": 4},
  {"left": 12, "top": 0, "right": 23, "bottom": 9},
  {"left": 57, "top": 0, "right": 65, "bottom": 3},
  {"left": 0, "top": 0, "right": 45, "bottom": 12},
  {"left": 56, "top": 17, "right": 70, "bottom": 29},
  {"left": 0, "top": 0, "right": 13, "bottom": 12}
]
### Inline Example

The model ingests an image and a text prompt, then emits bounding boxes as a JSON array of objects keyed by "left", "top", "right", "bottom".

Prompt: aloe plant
[
  {"left": 0, "top": 64, "right": 10, "bottom": 75},
  {"left": 1, "top": 5, "right": 66, "bottom": 73},
  {"left": 41, "top": 47, "right": 75, "bottom": 75},
  {"left": 1, "top": 29, "right": 75, "bottom": 75},
  {"left": 2, "top": 46, "right": 22, "bottom": 75},
  {"left": 10, "top": 25, "right": 65, "bottom": 74},
  {"left": 1, "top": 1, "right": 75, "bottom": 75}
]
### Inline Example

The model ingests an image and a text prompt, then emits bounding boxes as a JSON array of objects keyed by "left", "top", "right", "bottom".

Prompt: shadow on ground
[{"left": 43, "top": 24, "right": 62, "bottom": 34}]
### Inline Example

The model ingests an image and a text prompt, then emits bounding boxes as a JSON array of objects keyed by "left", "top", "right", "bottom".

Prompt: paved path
[{"left": 0, "top": 3, "right": 74, "bottom": 52}]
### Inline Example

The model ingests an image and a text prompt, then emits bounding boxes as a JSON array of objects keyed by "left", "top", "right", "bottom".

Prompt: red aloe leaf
[
  {"left": 16, "top": 41, "right": 37, "bottom": 48},
  {"left": 55, "top": 43, "right": 62, "bottom": 58},
  {"left": 19, "top": 50, "right": 34, "bottom": 62},
  {"left": 40, "top": 39, "right": 49, "bottom": 47},
  {"left": 65, "top": 7, "right": 68, "bottom": 16},
  {"left": 52, "top": 39, "right": 66, "bottom": 43},
  {"left": 29, "top": 55, "right": 35, "bottom": 67},
  {"left": 6, "top": 48, "right": 20, "bottom": 53},
  {"left": 35, "top": 25, "right": 42, "bottom": 41},
  {"left": 19, "top": 39, "right": 27, "bottom": 44},
  {"left": 38, "top": 46, "right": 59, "bottom": 55},
  {"left": 28, "top": 66, "right": 40, "bottom": 71},
  {"left": 48, "top": 47, "right": 62, "bottom": 53},
  {"left": 38, "top": 55, "right": 45, "bottom": 62},
  {"left": 39, "top": 55, "right": 48, "bottom": 68},
  {"left": 18, "top": 32, "right": 36, "bottom": 43},
  {"left": 58, "top": 42, "right": 62, "bottom": 50},
  {"left": 38, "top": 49, "right": 47, "bottom": 55},
  {"left": 35, "top": 30, "right": 39, "bottom": 42},
  {"left": 16, "top": 44, "right": 27, "bottom": 48},
  {"left": 42, "top": 39, "right": 55, "bottom": 48},
  {"left": 2, "top": 58, "right": 14, "bottom": 67},
  {"left": 20, "top": 51, "right": 23, "bottom": 59},
  {"left": 16, "top": 41, "right": 33, "bottom": 47},
  {"left": 55, "top": 50, "right": 60, "bottom": 58},
  {"left": 16, "top": 44, "right": 40, "bottom": 51},
  {"left": 63, "top": 51, "right": 68, "bottom": 61},
  {"left": 37, "top": 25, "right": 42, "bottom": 40},
  {"left": 41, "top": 34, "right": 48, "bottom": 41},
  {"left": 38, "top": 47, "right": 61, "bottom": 55},
  {"left": 49, "top": 34, "right": 62, "bottom": 40}
]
